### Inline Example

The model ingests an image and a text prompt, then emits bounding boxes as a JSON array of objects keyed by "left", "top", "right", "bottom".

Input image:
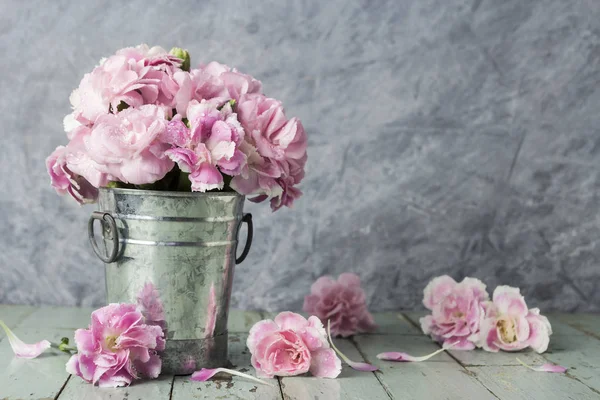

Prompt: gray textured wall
[{"left": 1, "top": 0, "right": 599, "bottom": 312}]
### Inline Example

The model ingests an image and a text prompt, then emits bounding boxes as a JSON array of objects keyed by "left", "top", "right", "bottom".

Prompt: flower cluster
[
  {"left": 46, "top": 45, "right": 307, "bottom": 211},
  {"left": 303, "top": 273, "right": 376, "bottom": 337},
  {"left": 419, "top": 276, "right": 552, "bottom": 353},
  {"left": 247, "top": 312, "right": 342, "bottom": 378}
]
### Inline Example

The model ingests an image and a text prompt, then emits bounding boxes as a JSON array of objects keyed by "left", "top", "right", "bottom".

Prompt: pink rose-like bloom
[
  {"left": 247, "top": 312, "right": 341, "bottom": 379},
  {"left": 472, "top": 286, "right": 553, "bottom": 353},
  {"left": 68, "top": 44, "right": 182, "bottom": 127},
  {"left": 303, "top": 273, "right": 376, "bottom": 338},
  {"left": 419, "top": 276, "right": 489, "bottom": 350},
  {"left": 66, "top": 303, "right": 165, "bottom": 387},
  {"left": 231, "top": 94, "right": 307, "bottom": 211},
  {"left": 164, "top": 100, "right": 246, "bottom": 191},
  {"left": 85, "top": 105, "right": 174, "bottom": 185},
  {"left": 173, "top": 62, "right": 262, "bottom": 117}
]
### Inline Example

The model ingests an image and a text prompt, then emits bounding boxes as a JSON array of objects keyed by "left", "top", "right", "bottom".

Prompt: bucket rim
[{"left": 99, "top": 187, "right": 245, "bottom": 199}]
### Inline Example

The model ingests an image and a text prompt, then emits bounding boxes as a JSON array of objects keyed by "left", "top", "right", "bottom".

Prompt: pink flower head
[
  {"left": 237, "top": 94, "right": 306, "bottom": 161},
  {"left": 66, "top": 303, "right": 165, "bottom": 388},
  {"left": 230, "top": 93, "right": 307, "bottom": 211},
  {"left": 246, "top": 312, "right": 341, "bottom": 379},
  {"left": 68, "top": 44, "right": 183, "bottom": 127},
  {"left": 472, "top": 286, "right": 553, "bottom": 353},
  {"left": 46, "top": 144, "right": 99, "bottom": 204},
  {"left": 303, "top": 273, "right": 376, "bottom": 338},
  {"left": 419, "top": 276, "right": 489, "bottom": 350},
  {"left": 86, "top": 105, "right": 174, "bottom": 185},
  {"left": 172, "top": 62, "right": 261, "bottom": 117},
  {"left": 164, "top": 100, "right": 246, "bottom": 191}
]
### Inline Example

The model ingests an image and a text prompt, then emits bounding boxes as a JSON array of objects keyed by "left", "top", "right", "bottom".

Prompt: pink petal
[
  {"left": 492, "top": 286, "right": 528, "bottom": 317},
  {"left": 165, "top": 148, "right": 199, "bottom": 173},
  {"left": 309, "top": 348, "right": 342, "bottom": 378},
  {"left": 274, "top": 311, "right": 310, "bottom": 332},
  {"left": 376, "top": 341, "right": 459, "bottom": 362},
  {"left": 74, "top": 328, "right": 98, "bottom": 355},
  {"left": 189, "top": 163, "right": 224, "bottom": 192},
  {"left": 423, "top": 275, "right": 457, "bottom": 310},
  {"left": 0, "top": 320, "right": 51, "bottom": 359},
  {"left": 516, "top": 358, "right": 566, "bottom": 373},
  {"left": 337, "top": 272, "right": 362, "bottom": 288},
  {"left": 134, "top": 353, "right": 162, "bottom": 378},
  {"left": 247, "top": 320, "right": 280, "bottom": 354},
  {"left": 191, "top": 368, "right": 274, "bottom": 386},
  {"left": 327, "top": 320, "right": 378, "bottom": 372}
]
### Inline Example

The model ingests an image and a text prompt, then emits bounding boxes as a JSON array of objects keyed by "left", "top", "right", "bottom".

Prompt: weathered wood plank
[
  {"left": 18, "top": 306, "right": 94, "bottom": 330},
  {"left": 280, "top": 338, "right": 390, "bottom": 400},
  {"left": 354, "top": 334, "right": 497, "bottom": 399},
  {"left": 369, "top": 312, "right": 422, "bottom": 335},
  {"left": 447, "top": 347, "right": 547, "bottom": 367},
  {"left": 468, "top": 366, "right": 599, "bottom": 400},
  {"left": 0, "top": 326, "right": 74, "bottom": 399},
  {"left": 171, "top": 333, "right": 282, "bottom": 400},
  {"left": 541, "top": 333, "right": 600, "bottom": 393},
  {"left": 551, "top": 313, "right": 600, "bottom": 338},
  {"left": 228, "top": 309, "right": 263, "bottom": 333},
  {"left": 58, "top": 375, "right": 174, "bottom": 400},
  {"left": 0, "top": 305, "right": 36, "bottom": 340}
]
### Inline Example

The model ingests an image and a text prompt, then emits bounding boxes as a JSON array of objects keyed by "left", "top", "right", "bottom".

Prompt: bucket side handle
[
  {"left": 235, "top": 213, "right": 253, "bottom": 264},
  {"left": 88, "top": 212, "right": 120, "bottom": 263}
]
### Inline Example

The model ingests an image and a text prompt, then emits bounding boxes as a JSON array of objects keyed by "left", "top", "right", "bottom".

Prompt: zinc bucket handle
[
  {"left": 88, "top": 211, "right": 119, "bottom": 263},
  {"left": 235, "top": 213, "right": 253, "bottom": 264}
]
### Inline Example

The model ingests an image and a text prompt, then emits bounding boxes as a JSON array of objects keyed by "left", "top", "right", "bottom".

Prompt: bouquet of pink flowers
[{"left": 46, "top": 44, "right": 307, "bottom": 211}]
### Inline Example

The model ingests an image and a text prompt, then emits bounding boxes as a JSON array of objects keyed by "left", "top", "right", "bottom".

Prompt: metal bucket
[{"left": 87, "top": 187, "right": 253, "bottom": 375}]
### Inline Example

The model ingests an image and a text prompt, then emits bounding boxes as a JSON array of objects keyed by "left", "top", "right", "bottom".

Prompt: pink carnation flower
[
  {"left": 164, "top": 100, "right": 246, "bottom": 191},
  {"left": 66, "top": 303, "right": 165, "bottom": 387},
  {"left": 173, "top": 62, "right": 262, "bottom": 117},
  {"left": 303, "top": 273, "right": 376, "bottom": 337},
  {"left": 419, "top": 275, "right": 489, "bottom": 350},
  {"left": 472, "top": 286, "right": 553, "bottom": 353},
  {"left": 231, "top": 93, "right": 307, "bottom": 210},
  {"left": 86, "top": 105, "right": 174, "bottom": 185},
  {"left": 46, "top": 144, "right": 100, "bottom": 204},
  {"left": 247, "top": 312, "right": 341, "bottom": 379}
]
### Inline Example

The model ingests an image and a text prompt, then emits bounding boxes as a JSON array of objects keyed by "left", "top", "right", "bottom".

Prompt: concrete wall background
[{"left": 1, "top": 0, "right": 600, "bottom": 312}]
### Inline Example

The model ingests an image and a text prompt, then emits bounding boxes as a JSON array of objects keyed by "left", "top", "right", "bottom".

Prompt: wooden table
[{"left": 1, "top": 305, "right": 599, "bottom": 399}]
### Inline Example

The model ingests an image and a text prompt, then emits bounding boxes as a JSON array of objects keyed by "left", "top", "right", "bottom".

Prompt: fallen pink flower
[
  {"left": 191, "top": 368, "right": 274, "bottom": 386},
  {"left": 304, "top": 273, "right": 377, "bottom": 338},
  {"left": 247, "top": 312, "right": 341, "bottom": 378},
  {"left": 0, "top": 320, "right": 51, "bottom": 359},
  {"left": 327, "top": 320, "right": 378, "bottom": 372},
  {"left": 376, "top": 341, "right": 459, "bottom": 362},
  {"left": 516, "top": 358, "right": 567, "bottom": 373}
]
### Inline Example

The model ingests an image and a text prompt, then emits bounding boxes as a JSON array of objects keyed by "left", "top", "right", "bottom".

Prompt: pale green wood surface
[
  {"left": 469, "top": 366, "right": 599, "bottom": 400},
  {"left": 0, "top": 326, "right": 74, "bottom": 399},
  {"left": 0, "top": 305, "right": 36, "bottom": 340},
  {"left": 280, "top": 339, "right": 390, "bottom": 400},
  {"left": 59, "top": 376, "right": 175, "bottom": 400},
  {"left": 354, "top": 333, "right": 499, "bottom": 399},
  {"left": 0, "top": 306, "right": 599, "bottom": 399},
  {"left": 553, "top": 313, "right": 600, "bottom": 338},
  {"left": 171, "top": 333, "right": 282, "bottom": 400}
]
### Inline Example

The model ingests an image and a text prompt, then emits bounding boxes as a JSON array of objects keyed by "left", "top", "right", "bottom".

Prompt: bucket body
[{"left": 88, "top": 188, "right": 252, "bottom": 375}]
